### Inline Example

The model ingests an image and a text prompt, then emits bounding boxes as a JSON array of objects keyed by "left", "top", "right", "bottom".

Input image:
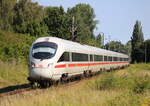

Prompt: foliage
[
  {"left": 144, "top": 40, "right": 150, "bottom": 62},
  {"left": 93, "top": 73, "right": 116, "bottom": 90},
  {"left": 125, "top": 40, "right": 132, "bottom": 56},
  {"left": 67, "top": 4, "right": 98, "bottom": 44},
  {"left": 131, "top": 20, "right": 144, "bottom": 63},
  {"left": 13, "top": 0, "right": 49, "bottom": 36},
  {"left": 105, "top": 41, "right": 128, "bottom": 54},
  {"left": 0, "top": 1, "right": 100, "bottom": 61},
  {"left": 0, "top": 0, "right": 16, "bottom": 31},
  {"left": 95, "top": 33, "right": 103, "bottom": 47},
  {"left": 44, "top": 6, "right": 71, "bottom": 39},
  {"left": 0, "top": 31, "right": 36, "bottom": 62},
  {"left": 88, "top": 64, "right": 150, "bottom": 94}
]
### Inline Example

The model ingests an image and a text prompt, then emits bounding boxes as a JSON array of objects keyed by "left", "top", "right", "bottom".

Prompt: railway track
[
  {"left": 0, "top": 84, "right": 32, "bottom": 97},
  {"left": 0, "top": 78, "right": 82, "bottom": 98},
  {"left": 0, "top": 87, "right": 32, "bottom": 97}
]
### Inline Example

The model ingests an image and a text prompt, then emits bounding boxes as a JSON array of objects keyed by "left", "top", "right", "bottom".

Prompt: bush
[
  {"left": 107, "top": 91, "right": 141, "bottom": 106},
  {"left": 88, "top": 70, "right": 150, "bottom": 94},
  {"left": 89, "top": 72, "right": 117, "bottom": 90},
  {"left": 0, "top": 31, "right": 36, "bottom": 62},
  {"left": 130, "top": 75, "right": 150, "bottom": 94}
]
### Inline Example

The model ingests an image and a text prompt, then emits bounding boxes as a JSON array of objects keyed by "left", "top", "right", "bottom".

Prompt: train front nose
[{"left": 30, "top": 67, "right": 53, "bottom": 80}]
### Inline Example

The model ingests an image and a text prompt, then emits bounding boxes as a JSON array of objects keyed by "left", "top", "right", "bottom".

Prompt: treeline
[
  {"left": 99, "top": 20, "right": 150, "bottom": 63},
  {"left": 0, "top": 0, "right": 102, "bottom": 62},
  {"left": 0, "top": 0, "right": 150, "bottom": 63},
  {"left": 0, "top": 0, "right": 101, "bottom": 47},
  {"left": 104, "top": 40, "right": 131, "bottom": 55}
]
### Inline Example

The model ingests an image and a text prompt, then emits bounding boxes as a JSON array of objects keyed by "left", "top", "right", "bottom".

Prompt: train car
[{"left": 28, "top": 37, "right": 129, "bottom": 87}]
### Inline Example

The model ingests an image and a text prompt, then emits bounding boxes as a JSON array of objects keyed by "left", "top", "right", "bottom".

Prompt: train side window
[
  {"left": 94, "top": 55, "right": 103, "bottom": 61},
  {"left": 72, "top": 53, "right": 88, "bottom": 61},
  {"left": 58, "top": 52, "right": 70, "bottom": 62},
  {"left": 108, "top": 56, "right": 112, "bottom": 61},
  {"left": 127, "top": 58, "right": 129, "bottom": 61},
  {"left": 124, "top": 58, "right": 126, "bottom": 61},
  {"left": 113, "top": 57, "right": 118, "bottom": 61},
  {"left": 104, "top": 56, "right": 107, "bottom": 61},
  {"left": 120, "top": 58, "right": 122, "bottom": 61},
  {"left": 90, "top": 55, "right": 93, "bottom": 61},
  {"left": 99, "top": 55, "right": 103, "bottom": 61}
]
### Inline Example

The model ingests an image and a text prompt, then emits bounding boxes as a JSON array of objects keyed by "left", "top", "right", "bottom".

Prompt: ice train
[{"left": 28, "top": 37, "right": 129, "bottom": 87}]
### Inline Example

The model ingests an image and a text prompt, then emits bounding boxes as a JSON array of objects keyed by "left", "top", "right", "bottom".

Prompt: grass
[
  {"left": 0, "top": 61, "right": 28, "bottom": 88},
  {"left": 0, "top": 63, "right": 150, "bottom": 106}
]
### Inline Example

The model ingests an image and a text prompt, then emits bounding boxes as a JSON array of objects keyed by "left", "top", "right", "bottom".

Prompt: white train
[{"left": 28, "top": 37, "right": 129, "bottom": 87}]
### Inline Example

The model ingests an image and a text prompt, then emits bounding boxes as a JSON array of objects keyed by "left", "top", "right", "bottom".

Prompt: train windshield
[{"left": 32, "top": 42, "right": 57, "bottom": 59}]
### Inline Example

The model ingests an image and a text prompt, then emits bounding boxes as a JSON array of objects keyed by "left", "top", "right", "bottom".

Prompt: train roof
[{"left": 34, "top": 37, "right": 129, "bottom": 58}]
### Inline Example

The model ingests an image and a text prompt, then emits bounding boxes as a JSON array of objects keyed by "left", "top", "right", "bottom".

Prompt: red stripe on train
[
  {"left": 68, "top": 64, "right": 76, "bottom": 67},
  {"left": 55, "top": 64, "right": 66, "bottom": 68},
  {"left": 55, "top": 62, "right": 129, "bottom": 68}
]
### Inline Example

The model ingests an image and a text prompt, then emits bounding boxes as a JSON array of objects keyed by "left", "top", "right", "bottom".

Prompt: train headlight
[
  {"left": 31, "top": 62, "right": 35, "bottom": 68},
  {"left": 48, "top": 63, "right": 53, "bottom": 67}
]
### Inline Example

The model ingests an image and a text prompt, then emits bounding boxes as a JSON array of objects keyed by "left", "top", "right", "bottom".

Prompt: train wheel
[
  {"left": 30, "top": 82, "right": 40, "bottom": 89},
  {"left": 39, "top": 81, "right": 51, "bottom": 88},
  {"left": 84, "top": 70, "right": 92, "bottom": 77},
  {"left": 83, "top": 71, "right": 88, "bottom": 77},
  {"left": 60, "top": 73, "right": 68, "bottom": 83}
]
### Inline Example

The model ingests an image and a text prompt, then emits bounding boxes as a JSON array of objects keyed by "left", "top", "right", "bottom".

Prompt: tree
[
  {"left": 125, "top": 40, "right": 132, "bottom": 57},
  {"left": 144, "top": 40, "right": 150, "bottom": 63},
  {"left": 13, "top": 0, "right": 48, "bottom": 36},
  {"left": 105, "top": 41, "right": 127, "bottom": 54},
  {"left": 44, "top": 6, "right": 71, "bottom": 39},
  {"left": 67, "top": 4, "right": 98, "bottom": 44},
  {"left": 131, "top": 20, "right": 144, "bottom": 63},
  {"left": 0, "top": 0, "right": 17, "bottom": 31},
  {"left": 95, "top": 33, "right": 103, "bottom": 47}
]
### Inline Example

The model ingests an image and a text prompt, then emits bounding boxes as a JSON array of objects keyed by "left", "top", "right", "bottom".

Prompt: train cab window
[
  {"left": 108, "top": 56, "right": 112, "bottom": 61},
  {"left": 72, "top": 53, "right": 88, "bottom": 61},
  {"left": 58, "top": 52, "right": 70, "bottom": 62},
  {"left": 32, "top": 42, "right": 57, "bottom": 59},
  {"left": 104, "top": 56, "right": 107, "bottom": 61},
  {"left": 90, "top": 55, "right": 93, "bottom": 61}
]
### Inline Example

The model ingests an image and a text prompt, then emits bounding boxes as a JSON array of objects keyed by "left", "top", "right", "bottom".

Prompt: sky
[{"left": 32, "top": 0, "right": 150, "bottom": 44}]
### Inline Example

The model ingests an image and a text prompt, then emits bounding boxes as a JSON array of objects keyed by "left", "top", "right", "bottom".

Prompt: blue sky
[{"left": 32, "top": 0, "right": 150, "bottom": 44}]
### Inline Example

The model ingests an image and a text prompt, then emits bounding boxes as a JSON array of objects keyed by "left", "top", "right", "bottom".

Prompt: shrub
[
  {"left": 88, "top": 69, "right": 150, "bottom": 94},
  {"left": 130, "top": 75, "right": 150, "bottom": 94},
  {"left": 89, "top": 72, "right": 117, "bottom": 90},
  {"left": 0, "top": 31, "right": 36, "bottom": 63}
]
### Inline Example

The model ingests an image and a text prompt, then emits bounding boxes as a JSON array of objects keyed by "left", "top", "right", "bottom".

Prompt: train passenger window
[
  {"left": 113, "top": 57, "right": 118, "bottom": 61},
  {"left": 124, "top": 58, "right": 126, "bottom": 61},
  {"left": 127, "top": 58, "right": 129, "bottom": 61},
  {"left": 94, "top": 55, "right": 103, "bottom": 61},
  {"left": 90, "top": 55, "right": 93, "bottom": 61},
  {"left": 108, "top": 56, "right": 112, "bottom": 61},
  {"left": 124, "top": 58, "right": 125, "bottom": 61},
  {"left": 72, "top": 53, "right": 88, "bottom": 61},
  {"left": 104, "top": 56, "right": 107, "bottom": 61},
  {"left": 120, "top": 58, "right": 122, "bottom": 61},
  {"left": 58, "top": 52, "right": 70, "bottom": 62}
]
